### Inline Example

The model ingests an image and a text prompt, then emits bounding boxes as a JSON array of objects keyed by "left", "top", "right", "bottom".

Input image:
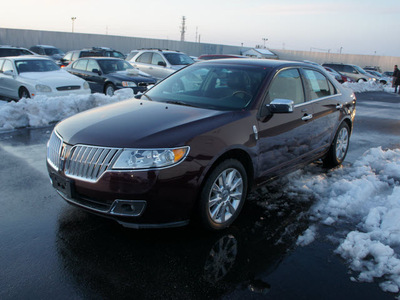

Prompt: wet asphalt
[{"left": 0, "top": 92, "right": 399, "bottom": 299}]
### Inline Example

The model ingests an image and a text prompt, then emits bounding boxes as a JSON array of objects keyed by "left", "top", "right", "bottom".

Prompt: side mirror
[
  {"left": 92, "top": 68, "right": 102, "bottom": 75},
  {"left": 3, "top": 70, "right": 14, "bottom": 76},
  {"left": 157, "top": 61, "right": 167, "bottom": 67},
  {"left": 267, "top": 99, "right": 294, "bottom": 113}
]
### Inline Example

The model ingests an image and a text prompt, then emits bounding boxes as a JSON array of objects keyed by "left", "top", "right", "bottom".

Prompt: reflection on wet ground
[{"left": 56, "top": 179, "right": 314, "bottom": 299}]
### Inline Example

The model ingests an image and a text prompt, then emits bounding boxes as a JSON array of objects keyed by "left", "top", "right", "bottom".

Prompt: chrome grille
[
  {"left": 47, "top": 131, "right": 63, "bottom": 171},
  {"left": 65, "top": 145, "right": 122, "bottom": 182}
]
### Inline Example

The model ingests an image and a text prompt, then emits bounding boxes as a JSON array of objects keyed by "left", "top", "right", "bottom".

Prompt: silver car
[{"left": 126, "top": 49, "right": 194, "bottom": 80}]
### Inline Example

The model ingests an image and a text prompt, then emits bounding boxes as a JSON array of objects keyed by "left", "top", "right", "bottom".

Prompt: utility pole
[
  {"left": 71, "top": 17, "right": 76, "bottom": 33},
  {"left": 180, "top": 16, "right": 186, "bottom": 42},
  {"left": 195, "top": 26, "right": 198, "bottom": 43}
]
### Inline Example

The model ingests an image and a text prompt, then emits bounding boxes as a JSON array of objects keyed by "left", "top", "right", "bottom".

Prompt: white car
[{"left": 0, "top": 56, "right": 91, "bottom": 100}]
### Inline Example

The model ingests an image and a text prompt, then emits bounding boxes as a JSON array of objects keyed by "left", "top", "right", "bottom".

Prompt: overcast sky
[{"left": 2, "top": 0, "right": 400, "bottom": 56}]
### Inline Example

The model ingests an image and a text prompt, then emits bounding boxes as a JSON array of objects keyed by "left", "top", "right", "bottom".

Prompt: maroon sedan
[{"left": 47, "top": 59, "right": 356, "bottom": 230}]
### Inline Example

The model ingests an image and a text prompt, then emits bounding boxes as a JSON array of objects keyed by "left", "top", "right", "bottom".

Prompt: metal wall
[{"left": 1, "top": 28, "right": 398, "bottom": 72}]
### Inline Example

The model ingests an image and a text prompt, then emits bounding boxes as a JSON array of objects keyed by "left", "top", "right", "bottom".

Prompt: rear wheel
[
  {"left": 323, "top": 122, "right": 350, "bottom": 168},
  {"left": 19, "top": 87, "right": 30, "bottom": 100},
  {"left": 198, "top": 159, "right": 248, "bottom": 230}
]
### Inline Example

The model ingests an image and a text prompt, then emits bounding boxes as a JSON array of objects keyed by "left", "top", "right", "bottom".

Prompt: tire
[
  {"left": 323, "top": 122, "right": 350, "bottom": 168},
  {"left": 357, "top": 78, "right": 366, "bottom": 83},
  {"left": 104, "top": 84, "right": 115, "bottom": 96},
  {"left": 19, "top": 87, "right": 30, "bottom": 100},
  {"left": 198, "top": 159, "right": 248, "bottom": 230}
]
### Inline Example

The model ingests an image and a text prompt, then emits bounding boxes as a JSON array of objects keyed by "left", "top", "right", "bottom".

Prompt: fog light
[{"left": 110, "top": 200, "right": 146, "bottom": 216}]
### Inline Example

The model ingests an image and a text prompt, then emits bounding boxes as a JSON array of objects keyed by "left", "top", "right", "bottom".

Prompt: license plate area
[{"left": 50, "top": 172, "right": 75, "bottom": 199}]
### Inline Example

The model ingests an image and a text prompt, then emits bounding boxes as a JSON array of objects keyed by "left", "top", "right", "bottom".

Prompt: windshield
[
  {"left": 163, "top": 53, "right": 194, "bottom": 65},
  {"left": 44, "top": 48, "right": 64, "bottom": 56},
  {"left": 144, "top": 64, "right": 270, "bottom": 111},
  {"left": 16, "top": 59, "right": 60, "bottom": 73},
  {"left": 98, "top": 60, "right": 134, "bottom": 74},
  {"left": 353, "top": 65, "right": 369, "bottom": 75}
]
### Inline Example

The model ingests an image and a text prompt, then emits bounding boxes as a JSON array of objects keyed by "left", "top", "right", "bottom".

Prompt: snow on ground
[
  {"left": 0, "top": 88, "right": 135, "bottom": 131},
  {"left": 293, "top": 147, "right": 400, "bottom": 294}
]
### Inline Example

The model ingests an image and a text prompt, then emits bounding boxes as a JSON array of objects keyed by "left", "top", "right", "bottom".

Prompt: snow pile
[
  {"left": 343, "top": 80, "right": 385, "bottom": 93},
  {"left": 0, "top": 89, "right": 135, "bottom": 131},
  {"left": 290, "top": 147, "right": 400, "bottom": 293}
]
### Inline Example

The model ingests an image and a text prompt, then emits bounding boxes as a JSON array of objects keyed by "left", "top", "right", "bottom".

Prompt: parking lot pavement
[{"left": 0, "top": 92, "right": 398, "bottom": 299}]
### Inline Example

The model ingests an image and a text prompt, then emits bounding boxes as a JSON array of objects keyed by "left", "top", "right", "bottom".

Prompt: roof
[
  {"left": 196, "top": 58, "right": 313, "bottom": 69},
  {"left": 3, "top": 55, "right": 50, "bottom": 61}
]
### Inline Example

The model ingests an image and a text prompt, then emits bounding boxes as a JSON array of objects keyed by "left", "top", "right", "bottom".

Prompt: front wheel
[
  {"left": 104, "top": 84, "right": 115, "bottom": 96},
  {"left": 198, "top": 159, "right": 248, "bottom": 230},
  {"left": 19, "top": 87, "right": 30, "bottom": 100},
  {"left": 323, "top": 122, "right": 350, "bottom": 168}
]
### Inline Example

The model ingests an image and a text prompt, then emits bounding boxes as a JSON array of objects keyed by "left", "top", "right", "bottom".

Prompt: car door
[
  {"left": 255, "top": 67, "right": 315, "bottom": 182},
  {"left": 301, "top": 68, "right": 342, "bottom": 155},
  {"left": 133, "top": 52, "right": 153, "bottom": 75},
  {"left": 0, "top": 59, "right": 19, "bottom": 98},
  {"left": 150, "top": 52, "right": 170, "bottom": 79},
  {"left": 68, "top": 59, "right": 88, "bottom": 80},
  {"left": 85, "top": 59, "right": 105, "bottom": 93}
]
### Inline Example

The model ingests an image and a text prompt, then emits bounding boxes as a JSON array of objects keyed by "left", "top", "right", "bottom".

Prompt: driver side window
[{"left": 266, "top": 69, "right": 305, "bottom": 105}]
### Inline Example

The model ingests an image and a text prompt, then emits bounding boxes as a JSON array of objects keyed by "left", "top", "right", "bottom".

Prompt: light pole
[
  {"left": 262, "top": 38, "right": 268, "bottom": 49},
  {"left": 71, "top": 17, "right": 77, "bottom": 33}
]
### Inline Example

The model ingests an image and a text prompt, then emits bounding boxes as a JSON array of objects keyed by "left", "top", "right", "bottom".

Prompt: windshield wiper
[
  {"left": 141, "top": 93, "right": 153, "bottom": 101},
  {"left": 166, "top": 100, "right": 197, "bottom": 108}
]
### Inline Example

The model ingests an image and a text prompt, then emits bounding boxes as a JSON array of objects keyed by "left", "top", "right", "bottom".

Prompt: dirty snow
[
  {"left": 292, "top": 147, "right": 400, "bottom": 294},
  {"left": 0, "top": 88, "right": 135, "bottom": 131}
]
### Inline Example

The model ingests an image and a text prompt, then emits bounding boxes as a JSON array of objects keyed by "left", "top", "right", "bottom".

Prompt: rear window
[{"left": 0, "top": 48, "right": 33, "bottom": 57}]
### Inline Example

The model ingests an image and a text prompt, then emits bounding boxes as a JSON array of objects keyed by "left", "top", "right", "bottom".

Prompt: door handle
[{"left": 302, "top": 114, "right": 313, "bottom": 121}]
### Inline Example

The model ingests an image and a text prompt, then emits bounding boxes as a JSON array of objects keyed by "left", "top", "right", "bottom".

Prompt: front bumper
[{"left": 47, "top": 160, "right": 200, "bottom": 228}]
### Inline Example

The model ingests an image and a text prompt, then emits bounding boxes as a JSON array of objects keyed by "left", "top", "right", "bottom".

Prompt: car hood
[
  {"left": 55, "top": 99, "right": 241, "bottom": 148},
  {"left": 108, "top": 71, "right": 156, "bottom": 83},
  {"left": 19, "top": 70, "right": 84, "bottom": 86}
]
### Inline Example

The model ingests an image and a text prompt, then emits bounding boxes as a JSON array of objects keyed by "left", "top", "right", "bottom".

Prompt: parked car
[
  {"left": 64, "top": 57, "right": 157, "bottom": 95},
  {"left": 29, "top": 45, "right": 65, "bottom": 65},
  {"left": 0, "top": 45, "right": 36, "bottom": 57},
  {"left": 46, "top": 59, "right": 356, "bottom": 230},
  {"left": 382, "top": 71, "right": 393, "bottom": 77},
  {"left": 0, "top": 56, "right": 90, "bottom": 100},
  {"left": 365, "top": 70, "right": 389, "bottom": 84},
  {"left": 323, "top": 66, "right": 354, "bottom": 83},
  {"left": 322, "top": 63, "right": 375, "bottom": 82},
  {"left": 60, "top": 47, "right": 125, "bottom": 67},
  {"left": 126, "top": 49, "right": 194, "bottom": 80}
]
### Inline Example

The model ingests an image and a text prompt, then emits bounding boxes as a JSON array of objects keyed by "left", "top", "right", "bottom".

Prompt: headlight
[
  {"left": 35, "top": 84, "right": 52, "bottom": 92},
  {"left": 83, "top": 82, "right": 90, "bottom": 89},
  {"left": 122, "top": 81, "right": 137, "bottom": 87},
  {"left": 112, "top": 147, "right": 189, "bottom": 170}
]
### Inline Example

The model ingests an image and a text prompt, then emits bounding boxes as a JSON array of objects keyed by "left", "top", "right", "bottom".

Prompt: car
[
  {"left": 322, "top": 63, "right": 376, "bottom": 82},
  {"left": 382, "top": 71, "right": 393, "bottom": 77},
  {"left": 29, "top": 45, "right": 65, "bottom": 64},
  {"left": 64, "top": 57, "right": 157, "bottom": 95},
  {"left": 365, "top": 70, "right": 389, "bottom": 84},
  {"left": 0, "top": 56, "right": 91, "bottom": 100},
  {"left": 60, "top": 47, "right": 125, "bottom": 67},
  {"left": 0, "top": 45, "right": 36, "bottom": 57},
  {"left": 46, "top": 59, "right": 356, "bottom": 230},
  {"left": 322, "top": 66, "right": 342, "bottom": 82},
  {"left": 323, "top": 66, "right": 354, "bottom": 83},
  {"left": 126, "top": 49, "right": 194, "bottom": 80}
]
